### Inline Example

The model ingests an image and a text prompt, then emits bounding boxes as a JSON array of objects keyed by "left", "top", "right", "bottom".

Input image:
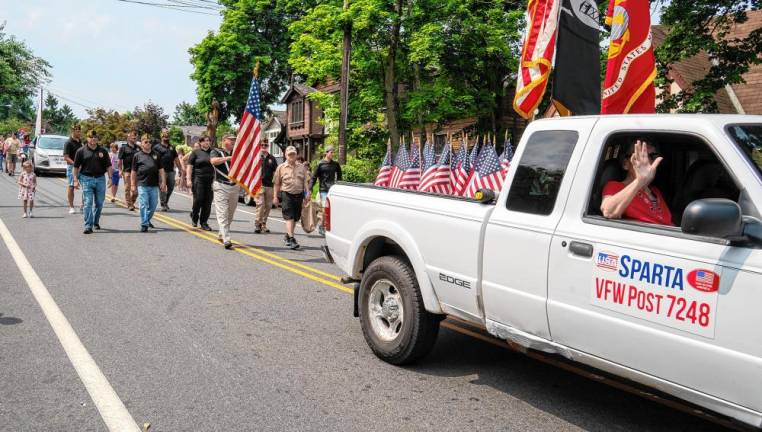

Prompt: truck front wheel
[{"left": 359, "top": 256, "right": 440, "bottom": 365}]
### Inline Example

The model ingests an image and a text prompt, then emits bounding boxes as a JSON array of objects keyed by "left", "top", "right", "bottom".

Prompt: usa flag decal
[{"left": 687, "top": 269, "right": 720, "bottom": 293}]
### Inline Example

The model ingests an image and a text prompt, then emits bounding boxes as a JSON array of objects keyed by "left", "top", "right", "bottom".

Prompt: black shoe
[
  {"left": 201, "top": 223, "right": 212, "bottom": 231},
  {"left": 148, "top": 222, "right": 155, "bottom": 228},
  {"left": 263, "top": 226, "right": 270, "bottom": 233},
  {"left": 254, "top": 224, "right": 262, "bottom": 234},
  {"left": 192, "top": 222, "right": 198, "bottom": 228},
  {"left": 284, "top": 235, "right": 292, "bottom": 246},
  {"left": 289, "top": 237, "right": 300, "bottom": 250},
  {"left": 83, "top": 228, "right": 93, "bottom": 234},
  {"left": 224, "top": 241, "right": 233, "bottom": 249},
  {"left": 140, "top": 226, "right": 148, "bottom": 232},
  {"left": 94, "top": 224, "right": 101, "bottom": 230},
  {"left": 161, "top": 206, "right": 169, "bottom": 212}
]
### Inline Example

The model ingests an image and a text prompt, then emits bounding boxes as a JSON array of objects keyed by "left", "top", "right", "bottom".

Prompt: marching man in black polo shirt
[
  {"left": 210, "top": 135, "right": 239, "bottom": 249},
  {"left": 118, "top": 131, "right": 140, "bottom": 211},
  {"left": 72, "top": 130, "right": 113, "bottom": 234},
  {"left": 154, "top": 129, "right": 183, "bottom": 212},
  {"left": 132, "top": 134, "right": 167, "bottom": 232}
]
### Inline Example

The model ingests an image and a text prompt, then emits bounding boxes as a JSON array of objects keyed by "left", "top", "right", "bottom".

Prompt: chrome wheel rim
[{"left": 367, "top": 279, "right": 404, "bottom": 342}]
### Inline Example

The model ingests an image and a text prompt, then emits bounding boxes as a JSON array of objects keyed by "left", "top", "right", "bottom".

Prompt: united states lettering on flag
[
  {"left": 389, "top": 144, "right": 409, "bottom": 188},
  {"left": 399, "top": 144, "right": 421, "bottom": 190},
  {"left": 374, "top": 147, "right": 393, "bottom": 187},
  {"left": 229, "top": 75, "right": 264, "bottom": 196}
]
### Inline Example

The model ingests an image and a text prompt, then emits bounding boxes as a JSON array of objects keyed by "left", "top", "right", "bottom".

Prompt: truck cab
[{"left": 326, "top": 115, "right": 762, "bottom": 428}]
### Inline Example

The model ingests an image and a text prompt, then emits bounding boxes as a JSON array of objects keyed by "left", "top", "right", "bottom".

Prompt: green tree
[
  {"left": 132, "top": 102, "right": 169, "bottom": 141},
  {"left": 189, "top": 0, "right": 291, "bottom": 124},
  {"left": 0, "top": 24, "right": 50, "bottom": 123},
  {"left": 43, "top": 94, "right": 78, "bottom": 134},
  {"left": 169, "top": 126, "right": 185, "bottom": 147},
  {"left": 655, "top": 1, "right": 761, "bottom": 112},
  {"left": 79, "top": 109, "right": 133, "bottom": 145},
  {"left": 172, "top": 101, "right": 206, "bottom": 126}
]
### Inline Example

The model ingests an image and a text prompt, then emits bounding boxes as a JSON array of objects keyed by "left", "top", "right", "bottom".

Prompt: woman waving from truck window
[{"left": 601, "top": 140, "right": 673, "bottom": 226}]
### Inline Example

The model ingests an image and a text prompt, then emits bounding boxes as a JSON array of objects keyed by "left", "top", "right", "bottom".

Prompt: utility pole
[{"left": 337, "top": 0, "right": 352, "bottom": 165}]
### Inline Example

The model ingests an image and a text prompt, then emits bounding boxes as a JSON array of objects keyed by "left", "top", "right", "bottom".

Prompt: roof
[
  {"left": 280, "top": 83, "right": 317, "bottom": 104},
  {"left": 727, "top": 9, "right": 762, "bottom": 114},
  {"left": 651, "top": 26, "right": 736, "bottom": 113},
  {"left": 652, "top": 10, "right": 762, "bottom": 114},
  {"left": 176, "top": 125, "right": 206, "bottom": 136},
  {"left": 263, "top": 111, "right": 286, "bottom": 131}
]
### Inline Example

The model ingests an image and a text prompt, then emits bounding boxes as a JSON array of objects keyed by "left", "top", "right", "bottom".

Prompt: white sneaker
[
  {"left": 28, "top": 210, "right": 33, "bottom": 218},
  {"left": 22, "top": 212, "right": 27, "bottom": 218},
  {"left": 68, "top": 207, "right": 75, "bottom": 214}
]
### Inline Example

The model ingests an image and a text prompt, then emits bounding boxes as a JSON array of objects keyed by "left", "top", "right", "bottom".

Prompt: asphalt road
[{"left": 0, "top": 169, "right": 738, "bottom": 432}]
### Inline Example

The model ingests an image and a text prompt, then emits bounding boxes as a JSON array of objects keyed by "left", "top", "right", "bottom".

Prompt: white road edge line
[{"left": 0, "top": 217, "right": 141, "bottom": 432}]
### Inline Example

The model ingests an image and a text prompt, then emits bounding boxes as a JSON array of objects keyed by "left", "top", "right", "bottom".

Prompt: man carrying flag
[
  {"left": 229, "top": 66, "right": 265, "bottom": 203},
  {"left": 374, "top": 146, "right": 393, "bottom": 187},
  {"left": 601, "top": 0, "right": 656, "bottom": 114}
]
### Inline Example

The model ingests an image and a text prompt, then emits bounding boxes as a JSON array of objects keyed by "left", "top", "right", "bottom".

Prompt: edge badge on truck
[
  {"left": 439, "top": 273, "right": 471, "bottom": 289},
  {"left": 687, "top": 269, "right": 720, "bottom": 293}
]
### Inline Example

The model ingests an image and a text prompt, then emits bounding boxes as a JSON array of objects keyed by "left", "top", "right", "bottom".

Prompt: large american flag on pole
[
  {"left": 374, "top": 147, "right": 393, "bottom": 187},
  {"left": 229, "top": 74, "right": 264, "bottom": 196}
]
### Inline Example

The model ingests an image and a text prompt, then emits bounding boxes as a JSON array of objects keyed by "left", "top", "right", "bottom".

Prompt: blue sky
[{"left": 1, "top": 0, "right": 222, "bottom": 119}]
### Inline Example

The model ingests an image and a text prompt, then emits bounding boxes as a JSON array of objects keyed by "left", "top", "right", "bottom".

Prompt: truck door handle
[{"left": 569, "top": 241, "right": 593, "bottom": 258}]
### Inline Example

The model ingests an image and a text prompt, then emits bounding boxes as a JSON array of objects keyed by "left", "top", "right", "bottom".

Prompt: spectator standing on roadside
[
  {"left": 132, "top": 134, "right": 167, "bottom": 232},
  {"left": 118, "top": 131, "right": 140, "bottom": 211},
  {"left": 0, "top": 133, "right": 7, "bottom": 172},
  {"left": 210, "top": 135, "right": 239, "bottom": 249},
  {"left": 72, "top": 130, "right": 113, "bottom": 234},
  {"left": 185, "top": 136, "right": 214, "bottom": 230},
  {"left": 4, "top": 132, "right": 21, "bottom": 176},
  {"left": 108, "top": 143, "right": 120, "bottom": 203},
  {"left": 273, "top": 145, "right": 310, "bottom": 250},
  {"left": 63, "top": 124, "right": 83, "bottom": 212},
  {"left": 310, "top": 145, "right": 342, "bottom": 235},
  {"left": 254, "top": 144, "right": 278, "bottom": 234},
  {"left": 154, "top": 129, "right": 183, "bottom": 211}
]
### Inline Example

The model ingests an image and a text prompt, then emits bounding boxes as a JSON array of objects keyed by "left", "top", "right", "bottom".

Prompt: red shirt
[{"left": 602, "top": 181, "right": 673, "bottom": 226}]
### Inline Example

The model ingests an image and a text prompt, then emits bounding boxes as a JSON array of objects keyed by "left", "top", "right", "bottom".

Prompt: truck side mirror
[{"left": 681, "top": 199, "right": 744, "bottom": 239}]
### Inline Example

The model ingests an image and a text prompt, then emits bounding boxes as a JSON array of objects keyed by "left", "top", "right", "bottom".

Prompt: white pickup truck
[{"left": 325, "top": 115, "right": 762, "bottom": 428}]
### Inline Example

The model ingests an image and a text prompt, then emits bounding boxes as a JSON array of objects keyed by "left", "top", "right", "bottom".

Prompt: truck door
[
  {"left": 547, "top": 122, "right": 762, "bottom": 414},
  {"left": 482, "top": 118, "right": 597, "bottom": 339}
]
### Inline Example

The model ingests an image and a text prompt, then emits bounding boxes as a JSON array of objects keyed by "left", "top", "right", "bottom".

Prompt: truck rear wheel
[{"left": 359, "top": 256, "right": 440, "bottom": 365}]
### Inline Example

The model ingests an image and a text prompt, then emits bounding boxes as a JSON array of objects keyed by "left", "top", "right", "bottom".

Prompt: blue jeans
[
  {"left": 138, "top": 185, "right": 159, "bottom": 227},
  {"left": 80, "top": 174, "right": 106, "bottom": 229}
]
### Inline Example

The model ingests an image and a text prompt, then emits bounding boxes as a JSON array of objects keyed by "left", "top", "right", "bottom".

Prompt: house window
[{"left": 290, "top": 100, "right": 304, "bottom": 128}]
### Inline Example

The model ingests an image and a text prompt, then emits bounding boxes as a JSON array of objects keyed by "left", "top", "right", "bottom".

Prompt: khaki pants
[
  {"left": 122, "top": 171, "right": 136, "bottom": 207},
  {"left": 213, "top": 181, "right": 239, "bottom": 243},
  {"left": 255, "top": 186, "right": 274, "bottom": 226}
]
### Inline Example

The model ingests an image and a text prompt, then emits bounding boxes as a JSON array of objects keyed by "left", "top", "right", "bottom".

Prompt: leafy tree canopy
[
  {"left": 43, "top": 94, "right": 78, "bottom": 135},
  {"left": 79, "top": 109, "right": 134, "bottom": 145},
  {"left": 172, "top": 101, "right": 206, "bottom": 126},
  {"left": 132, "top": 101, "right": 169, "bottom": 141},
  {"left": 0, "top": 24, "right": 51, "bottom": 124}
]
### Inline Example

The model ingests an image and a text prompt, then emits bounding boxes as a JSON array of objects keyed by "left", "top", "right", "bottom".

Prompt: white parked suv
[
  {"left": 325, "top": 115, "right": 762, "bottom": 429},
  {"left": 32, "top": 134, "right": 69, "bottom": 175}
]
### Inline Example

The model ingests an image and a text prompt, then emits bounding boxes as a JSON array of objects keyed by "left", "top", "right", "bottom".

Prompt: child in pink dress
[{"left": 17, "top": 161, "right": 37, "bottom": 218}]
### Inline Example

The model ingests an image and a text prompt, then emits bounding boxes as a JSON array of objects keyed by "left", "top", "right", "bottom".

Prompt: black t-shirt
[
  {"left": 210, "top": 148, "right": 232, "bottom": 183},
  {"left": 118, "top": 143, "right": 140, "bottom": 171},
  {"left": 261, "top": 153, "right": 278, "bottom": 187},
  {"left": 187, "top": 147, "right": 214, "bottom": 180},
  {"left": 74, "top": 145, "right": 111, "bottom": 177},
  {"left": 153, "top": 143, "right": 178, "bottom": 172},
  {"left": 63, "top": 138, "right": 82, "bottom": 165},
  {"left": 131, "top": 150, "right": 162, "bottom": 187},
  {"left": 312, "top": 159, "right": 342, "bottom": 192}
]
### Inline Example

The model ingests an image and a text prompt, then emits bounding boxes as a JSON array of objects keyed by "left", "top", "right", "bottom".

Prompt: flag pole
[{"left": 253, "top": 61, "right": 259, "bottom": 79}]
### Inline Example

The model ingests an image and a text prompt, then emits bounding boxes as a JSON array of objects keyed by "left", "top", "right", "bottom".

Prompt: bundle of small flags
[{"left": 373, "top": 134, "right": 515, "bottom": 198}]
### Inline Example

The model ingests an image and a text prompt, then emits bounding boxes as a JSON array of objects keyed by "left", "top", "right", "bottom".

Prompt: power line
[{"left": 114, "top": 0, "right": 221, "bottom": 15}]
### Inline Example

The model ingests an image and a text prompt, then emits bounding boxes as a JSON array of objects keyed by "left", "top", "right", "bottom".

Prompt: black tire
[{"left": 359, "top": 255, "right": 441, "bottom": 365}]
